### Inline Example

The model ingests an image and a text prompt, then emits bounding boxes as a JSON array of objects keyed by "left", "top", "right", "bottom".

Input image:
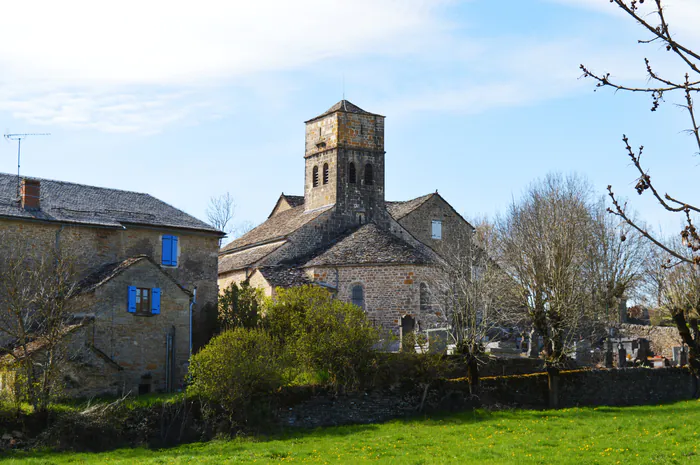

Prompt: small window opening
[
  {"left": 323, "top": 163, "right": 329, "bottom": 185},
  {"left": 135, "top": 288, "right": 151, "bottom": 315},
  {"left": 357, "top": 212, "right": 366, "bottom": 225},
  {"left": 431, "top": 220, "right": 442, "bottom": 240},
  {"left": 312, "top": 166, "right": 319, "bottom": 187},
  {"left": 318, "top": 127, "right": 322, "bottom": 138},
  {"left": 364, "top": 164, "right": 374, "bottom": 186},
  {"left": 351, "top": 284, "right": 365, "bottom": 309},
  {"left": 348, "top": 162, "right": 356, "bottom": 184},
  {"left": 139, "top": 374, "right": 152, "bottom": 395},
  {"left": 360, "top": 124, "right": 364, "bottom": 135}
]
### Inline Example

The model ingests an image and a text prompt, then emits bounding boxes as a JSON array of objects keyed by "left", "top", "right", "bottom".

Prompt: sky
[{"left": 1, "top": 0, "right": 699, "bottom": 240}]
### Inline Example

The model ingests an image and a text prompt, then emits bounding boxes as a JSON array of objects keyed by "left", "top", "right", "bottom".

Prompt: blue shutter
[
  {"left": 162, "top": 235, "right": 173, "bottom": 265},
  {"left": 151, "top": 288, "right": 161, "bottom": 314},
  {"left": 170, "top": 236, "right": 178, "bottom": 266},
  {"left": 127, "top": 286, "right": 137, "bottom": 313}
]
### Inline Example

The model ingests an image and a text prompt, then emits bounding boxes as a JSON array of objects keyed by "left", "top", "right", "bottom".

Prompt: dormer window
[{"left": 312, "top": 166, "right": 319, "bottom": 187}]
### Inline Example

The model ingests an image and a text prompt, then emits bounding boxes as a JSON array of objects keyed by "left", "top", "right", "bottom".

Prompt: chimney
[{"left": 21, "top": 178, "right": 41, "bottom": 210}]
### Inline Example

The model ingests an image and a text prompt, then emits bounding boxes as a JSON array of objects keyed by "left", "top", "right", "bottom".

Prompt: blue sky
[{"left": 1, "top": 0, "right": 698, "bottom": 239}]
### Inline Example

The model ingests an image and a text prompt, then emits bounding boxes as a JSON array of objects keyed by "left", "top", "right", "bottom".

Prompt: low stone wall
[
  {"left": 279, "top": 368, "right": 696, "bottom": 428},
  {"left": 618, "top": 324, "right": 682, "bottom": 359}
]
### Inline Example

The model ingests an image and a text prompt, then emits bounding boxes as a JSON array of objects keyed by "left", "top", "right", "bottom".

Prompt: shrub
[
  {"left": 187, "top": 328, "right": 282, "bottom": 415},
  {"left": 218, "top": 281, "right": 263, "bottom": 331},
  {"left": 265, "top": 285, "right": 379, "bottom": 390}
]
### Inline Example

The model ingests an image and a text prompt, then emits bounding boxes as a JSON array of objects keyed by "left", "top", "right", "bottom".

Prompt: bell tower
[{"left": 303, "top": 100, "right": 385, "bottom": 223}]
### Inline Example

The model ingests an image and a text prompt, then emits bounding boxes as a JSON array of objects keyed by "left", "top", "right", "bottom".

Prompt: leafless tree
[
  {"left": 581, "top": 0, "right": 700, "bottom": 393},
  {"left": 428, "top": 218, "right": 521, "bottom": 394},
  {"left": 0, "top": 237, "right": 80, "bottom": 411},
  {"left": 206, "top": 192, "right": 236, "bottom": 240},
  {"left": 496, "top": 173, "right": 605, "bottom": 406}
]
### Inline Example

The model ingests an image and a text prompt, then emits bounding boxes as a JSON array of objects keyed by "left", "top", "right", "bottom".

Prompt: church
[{"left": 217, "top": 100, "right": 475, "bottom": 336}]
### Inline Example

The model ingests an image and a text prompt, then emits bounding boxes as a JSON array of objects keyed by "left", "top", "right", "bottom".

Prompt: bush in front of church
[{"left": 264, "top": 285, "right": 379, "bottom": 390}]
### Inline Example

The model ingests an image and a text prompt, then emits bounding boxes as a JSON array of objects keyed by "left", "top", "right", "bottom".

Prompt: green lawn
[{"left": 3, "top": 400, "right": 700, "bottom": 464}]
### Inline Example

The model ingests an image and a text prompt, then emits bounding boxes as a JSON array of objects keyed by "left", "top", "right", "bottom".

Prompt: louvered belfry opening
[
  {"left": 348, "top": 162, "right": 356, "bottom": 183},
  {"left": 312, "top": 165, "right": 319, "bottom": 187},
  {"left": 364, "top": 164, "right": 373, "bottom": 185},
  {"left": 323, "top": 163, "right": 329, "bottom": 185}
]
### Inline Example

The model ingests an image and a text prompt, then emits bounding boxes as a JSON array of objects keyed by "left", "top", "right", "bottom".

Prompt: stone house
[
  {"left": 0, "top": 174, "right": 222, "bottom": 396},
  {"left": 218, "top": 100, "right": 475, "bottom": 339}
]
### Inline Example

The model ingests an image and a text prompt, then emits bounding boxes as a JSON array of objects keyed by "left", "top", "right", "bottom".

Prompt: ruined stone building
[
  {"left": 218, "top": 100, "right": 474, "bottom": 338},
  {"left": 0, "top": 174, "right": 222, "bottom": 396}
]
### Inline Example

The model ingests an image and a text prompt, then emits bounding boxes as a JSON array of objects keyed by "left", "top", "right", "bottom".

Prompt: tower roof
[{"left": 305, "top": 100, "right": 384, "bottom": 123}]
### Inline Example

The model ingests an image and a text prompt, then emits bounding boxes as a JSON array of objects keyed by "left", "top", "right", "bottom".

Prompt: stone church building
[{"left": 218, "top": 100, "right": 474, "bottom": 337}]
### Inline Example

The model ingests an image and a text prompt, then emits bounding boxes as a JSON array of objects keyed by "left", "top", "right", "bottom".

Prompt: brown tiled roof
[
  {"left": 218, "top": 241, "right": 287, "bottom": 274},
  {"left": 220, "top": 204, "right": 332, "bottom": 253},
  {"left": 258, "top": 266, "right": 312, "bottom": 288},
  {"left": 0, "top": 319, "right": 91, "bottom": 365},
  {"left": 305, "top": 100, "right": 383, "bottom": 123},
  {"left": 386, "top": 193, "right": 435, "bottom": 220},
  {"left": 303, "top": 223, "right": 431, "bottom": 267}
]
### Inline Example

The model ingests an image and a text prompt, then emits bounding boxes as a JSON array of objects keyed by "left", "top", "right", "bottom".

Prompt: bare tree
[
  {"left": 496, "top": 173, "right": 603, "bottom": 407},
  {"left": 581, "top": 0, "right": 700, "bottom": 394},
  {"left": 428, "top": 218, "right": 521, "bottom": 395},
  {"left": 206, "top": 192, "right": 236, "bottom": 240},
  {"left": 0, "top": 239, "right": 80, "bottom": 411}
]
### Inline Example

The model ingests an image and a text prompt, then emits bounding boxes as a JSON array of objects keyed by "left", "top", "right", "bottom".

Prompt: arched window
[
  {"left": 312, "top": 166, "right": 319, "bottom": 187},
  {"left": 364, "top": 163, "right": 373, "bottom": 185},
  {"left": 351, "top": 284, "right": 364, "bottom": 309},
  {"left": 420, "top": 283, "right": 431, "bottom": 312},
  {"left": 348, "top": 162, "right": 356, "bottom": 184},
  {"left": 323, "top": 163, "right": 329, "bottom": 185}
]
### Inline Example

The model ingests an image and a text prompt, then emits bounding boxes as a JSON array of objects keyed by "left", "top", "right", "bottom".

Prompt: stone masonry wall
[
  {"left": 0, "top": 218, "right": 219, "bottom": 349},
  {"left": 309, "top": 264, "right": 446, "bottom": 334},
  {"left": 81, "top": 259, "right": 191, "bottom": 394},
  {"left": 396, "top": 194, "right": 473, "bottom": 259}
]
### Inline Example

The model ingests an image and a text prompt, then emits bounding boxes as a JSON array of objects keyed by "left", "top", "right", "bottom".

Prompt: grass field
[{"left": 3, "top": 400, "right": 699, "bottom": 464}]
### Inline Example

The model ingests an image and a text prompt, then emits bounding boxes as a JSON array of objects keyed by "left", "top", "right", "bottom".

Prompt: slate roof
[
  {"left": 74, "top": 255, "right": 191, "bottom": 296},
  {"left": 305, "top": 100, "right": 383, "bottom": 123},
  {"left": 304, "top": 223, "right": 431, "bottom": 267},
  {"left": 282, "top": 194, "right": 304, "bottom": 208},
  {"left": 386, "top": 193, "right": 435, "bottom": 220},
  {"left": 221, "top": 203, "right": 332, "bottom": 253},
  {"left": 257, "top": 266, "right": 312, "bottom": 288},
  {"left": 0, "top": 172, "right": 221, "bottom": 234},
  {"left": 218, "top": 240, "right": 286, "bottom": 274}
]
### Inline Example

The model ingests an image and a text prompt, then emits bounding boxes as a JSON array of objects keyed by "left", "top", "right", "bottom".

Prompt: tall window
[
  {"left": 312, "top": 166, "right": 319, "bottom": 187},
  {"left": 161, "top": 235, "right": 178, "bottom": 266},
  {"left": 351, "top": 284, "right": 365, "bottom": 309},
  {"left": 323, "top": 163, "right": 329, "bottom": 185},
  {"left": 348, "top": 162, "right": 356, "bottom": 184},
  {"left": 431, "top": 220, "right": 442, "bottom": 240},
  {"left": 127, "top": 286, "right": 161, "bottom": 315},
  {"left": 364, "top": 164, "right": 373, "bottom": 185}
]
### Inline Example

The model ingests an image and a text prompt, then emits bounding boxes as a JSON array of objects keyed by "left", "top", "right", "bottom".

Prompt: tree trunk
[
  {"left": 467, "top": 357, "right": 480, "bottom": 396},
  {"left": 547, "top": 366, "right": 559, "bottom": 409},
  {"left": 671, "top": 312, "right": 700, "bottom": 398}
]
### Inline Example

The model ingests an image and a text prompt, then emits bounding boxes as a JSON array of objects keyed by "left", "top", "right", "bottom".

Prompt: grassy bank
[{"left": 4, "top": 400, "right": 699, "bottom": 464}]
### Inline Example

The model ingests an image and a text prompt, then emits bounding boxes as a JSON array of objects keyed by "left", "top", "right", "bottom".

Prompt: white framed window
[{"left": 431, "top": 220, "right": 442, "bottom": 240}]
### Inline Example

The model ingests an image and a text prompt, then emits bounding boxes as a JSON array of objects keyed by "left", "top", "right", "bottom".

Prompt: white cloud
[{"left": 0, "top": 0, "right": 451, "bottom": 133}]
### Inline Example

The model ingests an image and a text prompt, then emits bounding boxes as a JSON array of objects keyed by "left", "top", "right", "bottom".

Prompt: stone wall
[
  {"left": 309, "top": 264, "right": 445, "bottom": 333},
  {"left": 77, "top": 259, "right": 191, "bottom": 395},
  {"left": 0, "top": 218, "right": 219, "bottom": 349},
  {"left": 279, "top": 368, "right": 696, "bottom": 428},
  {"left": 618, "top": 324, "right": 683, "bottom": 359}
]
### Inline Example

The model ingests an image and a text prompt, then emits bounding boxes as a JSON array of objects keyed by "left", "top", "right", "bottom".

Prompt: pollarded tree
[
  {"left": 581, "top": 0, "right": 700, "bottom": 392},
  {"left": 496, "top": 173, "right": 603, "bottom": 407}
]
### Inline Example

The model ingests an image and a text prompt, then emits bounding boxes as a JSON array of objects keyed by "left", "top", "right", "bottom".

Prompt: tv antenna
[{"left": 3, "top": 132, "right": 51, "bottom": 198}]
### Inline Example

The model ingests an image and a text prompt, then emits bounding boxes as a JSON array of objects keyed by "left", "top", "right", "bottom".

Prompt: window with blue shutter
[
  {"left": 127, "top": 286, "right": 137, "bottom": 313},
  {"left": 151, "top": 288, "right": 161, "bottom": 314},
  {"left": 162, "top": 235, "right": 178, "bottom": 266}
]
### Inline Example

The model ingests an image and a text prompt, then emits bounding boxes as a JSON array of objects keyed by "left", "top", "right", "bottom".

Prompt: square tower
[{"left": 304, "top": 100, "right": 385, "bottom": 223}]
